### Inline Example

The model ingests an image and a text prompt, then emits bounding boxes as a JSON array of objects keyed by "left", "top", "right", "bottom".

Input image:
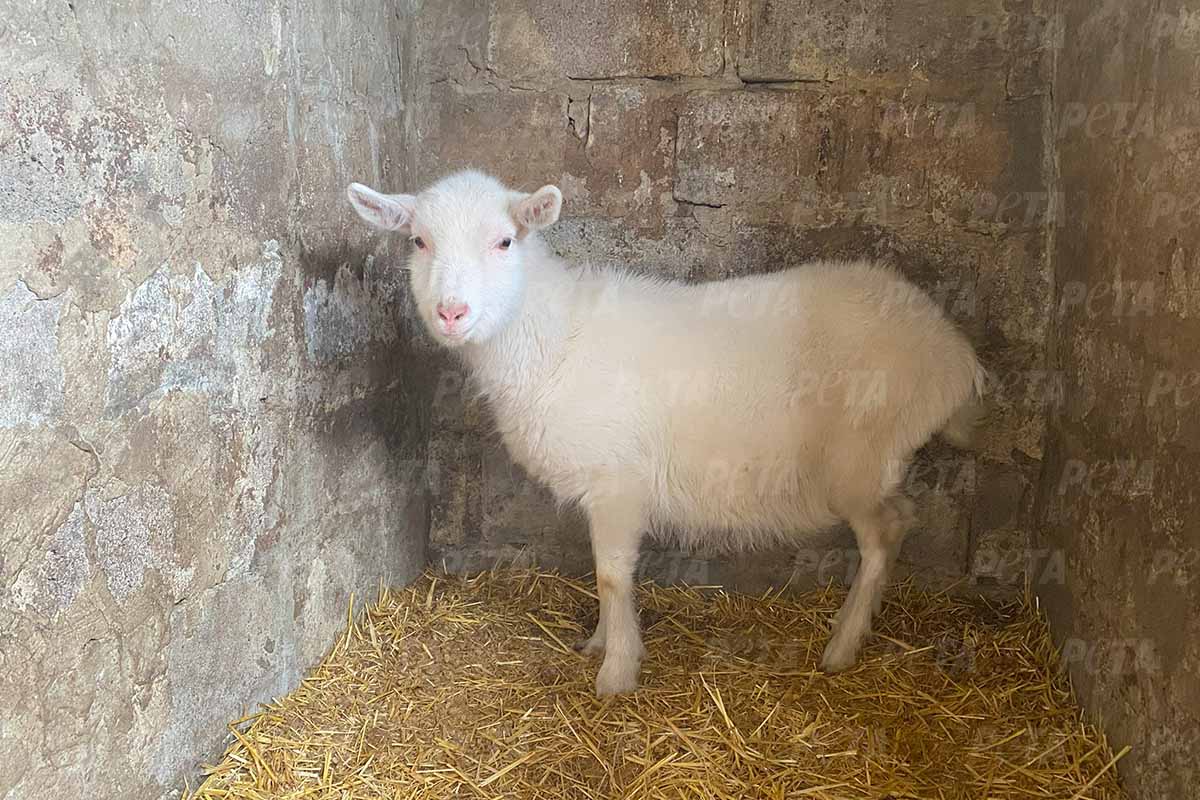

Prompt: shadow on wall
[{"left": 296, "top": 238, "right": 437, "bottom": 528}]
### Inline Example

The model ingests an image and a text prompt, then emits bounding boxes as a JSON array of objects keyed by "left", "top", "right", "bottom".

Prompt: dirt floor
[{"left": 185, "top": 570, "right": 1129, "bottom": 799}]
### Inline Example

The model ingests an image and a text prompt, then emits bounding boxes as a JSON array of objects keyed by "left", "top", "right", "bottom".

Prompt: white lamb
[{"left": 347, "top": 170, "right": 985, "bottom": 697}]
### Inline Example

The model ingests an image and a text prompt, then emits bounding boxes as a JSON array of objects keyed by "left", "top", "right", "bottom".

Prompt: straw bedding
[{"left": 185, "top": 570, "right": 1129, "bottom": 799}]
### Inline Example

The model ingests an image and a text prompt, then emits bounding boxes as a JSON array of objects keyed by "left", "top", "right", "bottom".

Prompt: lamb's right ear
[{"left": 346, "top": 182, "right": 415, "bottom": 233}]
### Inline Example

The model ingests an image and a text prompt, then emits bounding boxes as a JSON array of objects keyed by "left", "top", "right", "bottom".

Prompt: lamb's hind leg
[
  {"left": 875, "top": 496, "right": 915, "bottom": 614},
  {"left": 821, "top": 496, "right": 915, "bottom": 672},
  {"left": 574, "top": 613, "right": 607, "bottom": 657}
]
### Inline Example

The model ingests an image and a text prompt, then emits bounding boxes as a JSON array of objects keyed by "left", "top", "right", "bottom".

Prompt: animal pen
[{"left": 1, "top": 2, "right": 1196, "bottom": 800}]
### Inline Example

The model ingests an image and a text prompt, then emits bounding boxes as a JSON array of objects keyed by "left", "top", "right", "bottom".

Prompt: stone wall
[
  {"left": 409, "top": 0, "right": 1053, "bottom": 594},
  {"left": 1037, "top": 0, "right": 1200, "bottom": 795},
  {"left": 0, "top": 2, "right": 429, "bottom": 798}
]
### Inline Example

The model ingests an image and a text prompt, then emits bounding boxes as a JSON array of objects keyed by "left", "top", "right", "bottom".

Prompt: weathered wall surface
[
  {"left": 1038, "top": 1, "right": 1200, "bottom": 796},
  {"left": 408, "top": 0, "right": 1053, "bottom": 594},
  {"left": 0, "top": 2, "right": 428, "bottom": 798}
]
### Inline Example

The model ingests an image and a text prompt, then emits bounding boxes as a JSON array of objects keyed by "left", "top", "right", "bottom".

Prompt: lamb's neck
[{"left": 462, "top": 258, "right": 577, "bottom": 401}]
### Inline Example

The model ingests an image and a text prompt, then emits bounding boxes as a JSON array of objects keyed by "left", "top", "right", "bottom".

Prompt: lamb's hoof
[
  {"left": 830, "top": 603, "right": 848, "bottom": 630},
  {"left": 819, "top": 637, "right": 860, "bottom": 674},
  {"left": 574, "top": 635, "right": 605, "bottom": 658},
  {"left": 595, "top": 658, "right": 640, "bottom": 697}
]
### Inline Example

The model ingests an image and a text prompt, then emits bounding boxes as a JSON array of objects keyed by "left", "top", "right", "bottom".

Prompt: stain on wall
[
  {"left": 1038, "top": 0, "right": 1200, "bottom": 795},
  {"left": 0, "top": 2, "right": 428, "bottom": 798},
  {"left": 405, "top": 0, "right": 1052, "bottom": 595}
]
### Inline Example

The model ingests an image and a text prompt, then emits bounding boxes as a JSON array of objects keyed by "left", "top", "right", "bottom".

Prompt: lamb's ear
[
  {"left": 346, "top": 182, "right": 415, "bottom": 233},
  {"left": 511, "top": 185, "right": 563, "bottom": 237}
]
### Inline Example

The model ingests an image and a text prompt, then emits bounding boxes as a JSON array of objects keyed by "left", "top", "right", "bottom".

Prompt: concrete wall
[
  {"left": 1037, "top": 0, "right": 1200, "bottom": 796},
  {"left": 409, "top": 0, "right": 1053, "bottom": 594},
  {"left": 0, "top": 2, "right": 429, "bottom": 798}
]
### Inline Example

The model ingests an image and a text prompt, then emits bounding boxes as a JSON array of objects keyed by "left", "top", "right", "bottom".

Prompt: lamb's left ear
[
  {"left": 511, "top": 185, "right": 562, "bottom": 236},
  {"left": 346, "top": 182, "right": 415, "bottom": 233}
]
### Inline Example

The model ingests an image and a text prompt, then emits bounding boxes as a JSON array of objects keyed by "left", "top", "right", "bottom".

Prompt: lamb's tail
[{"left": 941, "top": 363, "right": 989, "bottom": 450}]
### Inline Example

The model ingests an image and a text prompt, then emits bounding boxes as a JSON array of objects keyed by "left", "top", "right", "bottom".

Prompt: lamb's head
[{"left": 346, "top": 170, "right": 562, "bottom": 348}]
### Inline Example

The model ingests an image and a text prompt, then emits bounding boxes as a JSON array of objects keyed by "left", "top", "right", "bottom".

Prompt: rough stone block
[
  {"left": 154, "top": 573, "right": 296, "bottom": 785},
  {"left": 563, "top": 84, "right": 685, "bottom": 231},
  {"left": 1, "top": 429, "right": 94, "bottom": 615},
  {"left": 488, "top": 0, "right": 725, "bottom": 79},
  {"left": 970, "top": 459, "right": 1034, "bottom": 587},
  {"left": 0, "top": 283, "right": 68, "bottom": 429},
  {"left": 414, "top": 0, "right": 491, "bottom": 82},
  {"left": 674, "top": 90, "right": 827, "bottom": 207},
  {"left": 737, "top": 0, "right": 1016, "bottom": 87},
  {"left": 546, "top": 215, "right": 726, "bottom": 283},
  {"left": 415, "top": 84, "right": 573, "bottom": 186},
  {"left": 897, "top": 476, "right": 971, "bottom": 581},
  {"left": 675, "top": 89, "right": 1044, "bottom": 229},
  {"left": 1006, "top": 53, "right": 1048, "bottom": 99},
  {"left": 428, "top": 430, "right": 476, "bottom": 550}
]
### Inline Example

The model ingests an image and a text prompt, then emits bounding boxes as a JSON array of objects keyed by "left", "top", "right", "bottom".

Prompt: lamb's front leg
[{"left": 585, "top": 496, "right": 646, "bottom": 697}]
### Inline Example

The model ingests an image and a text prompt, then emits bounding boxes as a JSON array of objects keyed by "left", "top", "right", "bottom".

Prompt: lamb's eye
[
  {"left": 412, "top": 236, "right": 426, "bottom": 250},
  {"left": 498, "top": 237, "right": 513, "bottom": 250}
]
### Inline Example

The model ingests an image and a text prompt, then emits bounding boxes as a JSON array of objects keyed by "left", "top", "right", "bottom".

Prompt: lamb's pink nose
[{"left": 436, "top": 301, "right": 470, "bottom": 329}]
